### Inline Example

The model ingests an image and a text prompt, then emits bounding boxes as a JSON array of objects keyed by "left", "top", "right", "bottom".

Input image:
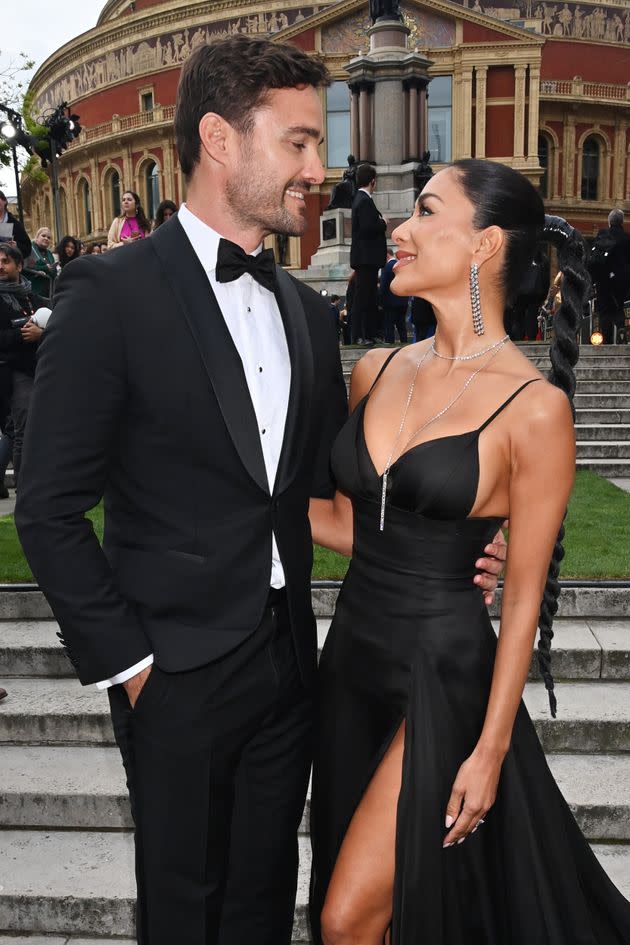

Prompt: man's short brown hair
[{"left": 175, "top": 35, "right": 330, "bottom": 179}]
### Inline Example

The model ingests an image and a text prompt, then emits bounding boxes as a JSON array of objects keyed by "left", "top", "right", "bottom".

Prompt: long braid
[{"left": 537, "top": 216, "right": 590, "bottom": 716}]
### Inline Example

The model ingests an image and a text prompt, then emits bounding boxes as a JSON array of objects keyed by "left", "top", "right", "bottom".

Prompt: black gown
[{"left": 310, "top": 350, "right": 630, "bottom": 945}]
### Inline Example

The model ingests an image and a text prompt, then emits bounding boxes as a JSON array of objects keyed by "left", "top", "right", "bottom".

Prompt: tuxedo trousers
[
  {"left": 108, "top": 591, "right": 312, "bottom": 945},
  {"left": 351, "top": 267, "right": 379, "bottom": 342}
]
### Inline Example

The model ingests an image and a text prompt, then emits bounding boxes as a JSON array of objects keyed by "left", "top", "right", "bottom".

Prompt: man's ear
[
  {"left": 198, "top": 112, "right": 233, "bottom": 167},
  {"left": 472, "top": 225, "right": 504, "bottom": 267}
]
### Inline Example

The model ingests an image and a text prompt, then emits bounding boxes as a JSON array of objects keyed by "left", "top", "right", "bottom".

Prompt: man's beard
[{"left": 225, "top": 142, "right": 308, "bottom": 238}]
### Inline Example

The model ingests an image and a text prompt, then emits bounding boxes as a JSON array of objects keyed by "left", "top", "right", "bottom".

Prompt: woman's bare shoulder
[{"left": 349, "top": 342, "right": 430, "bottom": 410}]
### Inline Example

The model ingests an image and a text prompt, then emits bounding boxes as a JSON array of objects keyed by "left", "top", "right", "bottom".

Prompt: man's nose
[{"left": 305, "top": 146, "right": 326, "bottom": 186}]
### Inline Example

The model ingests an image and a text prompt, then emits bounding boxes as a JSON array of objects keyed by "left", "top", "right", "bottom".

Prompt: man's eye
[{"left": 292, "top": 141, "right": 306, "bottom": 151}]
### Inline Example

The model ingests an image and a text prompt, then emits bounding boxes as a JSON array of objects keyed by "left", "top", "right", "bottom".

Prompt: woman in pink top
[{"left": 107, "top": 191, "right": 152, "bottom": 249}]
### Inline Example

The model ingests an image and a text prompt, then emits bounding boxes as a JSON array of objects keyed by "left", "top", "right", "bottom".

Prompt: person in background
[
  {"left": 411, "top": 295, "right": 436, "bottom": 341},
  {"left": 25, "top": 228, "right": 57, "bottom": 300},
  {"left": 589, "top": 208, "right": 630, "bottom": 344},
  {"left": 56, "top": 236, "right": 81, "bottom": 271},
  {"left": 0, "top": 245, "right": 46, "bottom": 488},
  {"left": 380, "top": 249, "right": 408, "bottom": 344},
  {"left": 86, "top": 243, "right": 102, "bottom": 255},
  {"left": 350, "top": 164, "right": 387, "bottom": 346},
  {"left": 107, "top": 190, "right": 152, "bottom": 249},
  {"left": 343, "top": 271, "right": 355, "bottom": 345},
  {"left": 100, "top": 242, "right": 108, "bottom": 254},
  {"left": 507, "top": 246, "right": 550, "bottom": 341},
  {"left": 327, "top": 294, "right": 344, "bottom": 339},
  {"left": 153, "top": 199, "right": 178, "bottom": 230},
  {"left": 0, "top": 190, "right": 31, "bottom": 260}
]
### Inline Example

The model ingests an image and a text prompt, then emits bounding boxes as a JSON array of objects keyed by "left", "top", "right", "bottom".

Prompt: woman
[
  {"left": 309, "top": 159, "right": 630, "bottom": 944},
  {"left": 153, "top": 199, "right": 177, "bottom": 229},
  {"left": 85, "top": 242, "right": 102, "bottom": 255},
  {"left": 56, "top": 236, "right": 81, "bottom": 270},
  {"left": 25, "top": 227, "right": 56, "bottom": 299},
  {"left": 107, "top": 190, "right": 151, "bottom": 248}
]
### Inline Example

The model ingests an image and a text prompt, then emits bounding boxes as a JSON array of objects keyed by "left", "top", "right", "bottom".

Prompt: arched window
[
  {"left": 581, "top": 136, "right": 599, "bottom": 201},
  {"left": 538, "top": 133, "right": 550, "bottom": 200},
  {"left": 110, "top": 169, "right": 121, "bottom": 218},
  {"left": 145, "top": 161, "right": 160, "bottom": 220},
  {"left": 326, "top": 82, "right": 351, "bottom": 168},
  {"left": 79, "top": 179, "right": 92, "bottom": 234}
]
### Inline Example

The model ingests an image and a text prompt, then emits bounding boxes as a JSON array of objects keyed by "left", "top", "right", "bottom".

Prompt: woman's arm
[
  {"left": 443, "top": 383, "right": 575, "bottom": 846},
  {"left": 107, "top": 218, "right": 123, "bottom": 250},
  {"left": 308, "top": 348, "right": 391, "bottom": 556}
]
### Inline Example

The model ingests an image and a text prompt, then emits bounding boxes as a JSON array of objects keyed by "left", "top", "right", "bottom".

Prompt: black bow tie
[{"left": 215, "top": 238, "right": 277, "bottom": 293}]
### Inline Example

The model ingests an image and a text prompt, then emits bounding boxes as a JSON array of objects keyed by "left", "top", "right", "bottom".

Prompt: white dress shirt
[{"left": 96, "top": 203, "right": 291, "bottom": 689}]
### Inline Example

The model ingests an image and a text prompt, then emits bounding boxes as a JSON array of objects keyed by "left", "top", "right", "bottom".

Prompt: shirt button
[
  {"left": 259, "top": 366, "right": 263, "bottom": 373},
  {"left": 261, "top": 428, "right": 266, "bottom": 435},
  {"left": 247, "top": 306, "right": 251, "bottom": 313}
]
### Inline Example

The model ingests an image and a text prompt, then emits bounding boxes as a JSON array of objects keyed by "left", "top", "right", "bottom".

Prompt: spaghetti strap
[
  {"left": 367, "top": 348, "right": 404, "bottom": 396},
  {"left": 478, "top": 378, "right": 541, "bottom": 433}
]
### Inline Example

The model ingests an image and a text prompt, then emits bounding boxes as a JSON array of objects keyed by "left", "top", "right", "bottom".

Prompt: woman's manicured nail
[
  {"left": 445, "top": 815, "right": 454, "bottom": 828},
  {"left": 457, "top": 837, "right": 465, "bottom": 845}
]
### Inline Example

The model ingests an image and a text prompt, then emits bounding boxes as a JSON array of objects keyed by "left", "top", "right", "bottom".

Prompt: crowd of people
[{"left": 0, "top": 189, "right": 179, "bottom": 510}]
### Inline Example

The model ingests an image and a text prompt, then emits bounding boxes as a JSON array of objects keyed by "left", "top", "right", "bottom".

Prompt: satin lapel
[
  {"left": 151, "top": 217, "right": 269, "bottom": 495},
  {"left": 273, "top": 267, "right": 314, "bottom": 496}
]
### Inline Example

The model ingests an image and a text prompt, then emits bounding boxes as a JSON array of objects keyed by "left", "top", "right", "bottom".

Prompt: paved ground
[
  {"left": 0, "top": 488, "right": 16, "bottom": 517},
  {"left": 609, "top": 477, "right": 630, "bottom": 493}
]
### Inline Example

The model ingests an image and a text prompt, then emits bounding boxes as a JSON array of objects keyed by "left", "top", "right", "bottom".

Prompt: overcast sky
[{"left": 1, "top": 0, "right": 104, "bottom": 192}]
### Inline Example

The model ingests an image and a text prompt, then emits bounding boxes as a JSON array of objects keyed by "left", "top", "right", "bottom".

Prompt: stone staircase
[
  {"left": 340, "top": 342, "right": 630, "bottom": 477},
  {"left": 1, "top": 585, "right": 630, "bottom": 942}
]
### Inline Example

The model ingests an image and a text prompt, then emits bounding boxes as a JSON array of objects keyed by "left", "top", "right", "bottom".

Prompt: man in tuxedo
[
  {"left": 15, "top": 34, "right": 504, "bottom": 945},
  {"left": 350, "top": 163, "right": 388, "bottom": 345}
]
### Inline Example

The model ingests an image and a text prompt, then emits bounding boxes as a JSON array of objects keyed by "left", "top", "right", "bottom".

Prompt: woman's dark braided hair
[{"left": 452, "top": 161, "right": 589, "bottom": 717}]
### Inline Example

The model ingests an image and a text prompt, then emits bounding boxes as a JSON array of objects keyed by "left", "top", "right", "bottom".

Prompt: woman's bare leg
[{"left": 320, "top": 722, "right": 405, "bottom": 945}]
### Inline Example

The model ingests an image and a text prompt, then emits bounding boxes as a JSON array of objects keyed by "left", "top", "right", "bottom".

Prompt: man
[
  {"left": 350, "top": 163, "right": 387, "bottom": 345},
  {"left": 0, "top": 245, "right": 45, "bottom": 488},
  {"left": 0, "top": 190, "right": 31, "bottom": 261},
  {"left": 380, "top": 249, "right": 409, "bottom": 344},
  {"left": 589, "top": 208, "right": 630, "bottom": 343},
  {"left": 15, "top": 35, "right": 503, "bottom": 945}
]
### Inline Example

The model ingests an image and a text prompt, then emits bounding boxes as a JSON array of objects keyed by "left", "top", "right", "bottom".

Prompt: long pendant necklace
[{"left": 379, "top": 338, "right": 509, "bottom": 532}]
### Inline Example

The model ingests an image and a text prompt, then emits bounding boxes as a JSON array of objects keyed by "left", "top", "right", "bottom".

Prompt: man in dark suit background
[
  {"left": 350, "top": 163, "right": 388, "bottom": 345},
  {"left": 590, "top": 208, "right": 630, "bottom": 343},
  {"left": 15, "top": 36, "right": 347, "bottom": 945}
]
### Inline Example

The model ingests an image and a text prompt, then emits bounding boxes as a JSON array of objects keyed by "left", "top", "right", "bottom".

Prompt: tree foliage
[{"left": 0, "top": 49, "right": 36, "bottom": 171}]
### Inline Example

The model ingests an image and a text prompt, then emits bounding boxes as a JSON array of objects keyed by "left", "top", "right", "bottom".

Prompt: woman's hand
[{"left": 442, "top": 744, "right": 504, "bottom": 848}]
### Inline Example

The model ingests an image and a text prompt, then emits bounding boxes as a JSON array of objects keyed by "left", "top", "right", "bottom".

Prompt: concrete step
[
  {"left": 576, "top": 459, "right": 630, "bottom": 476},
  {"left": 5, "top": 617, "right": 628, "bottom": 681},
  {"left": 575, "top": 380, "right": 630, "bottom": 393},
  {"left": 576, "top": 408, "right": 630, "bottom": 424},
  {"left": 0, "top": 678, "right": 114, "bottom": 746},
  {"left": 547, "top": 754, "right": 630, "bottom": 841},
  {"left": 0, "top": 830, "right": 628, "bottom": 940},
  {"left": 576, "top": 425, "right": 630, "bottom": 441},
  {"left": 0, "top": 621, "right": 72, "bottom": 677},
  {"left": 3, "top": 745, "right": 630, "bottom": 843},
  {"left": 312, "top": 585, "right": 630, "bottom": 620},
  {"left": 3, "top": 676, "right": 630, "bottom": 753},
  {"left": 526, "top": 680, "right": 630, "bottom": 752},
  {"left": 0, "top": 830, "right": 311, "bottom": 941},
  {"left": 575, "top": 394, "right": 630, "bottom": 408},
  {"left": 576, "top": 441, "right": 630, "bottom": 458},
  {"left": 317, "top": 618, "right": 630, "bottom": 682},
  {"left": 0, "top": 939, "right": 136, "bottom": 944}
]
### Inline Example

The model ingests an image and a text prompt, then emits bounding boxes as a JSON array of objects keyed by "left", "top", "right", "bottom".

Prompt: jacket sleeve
[
  {"left": 12, "top": 218, "right": 32, "bottom": 260},
  {"left": 14, "top": 259, "right": 152, "bottom": 685},
  {"left": 107, "top": 217, "right": 123, "bottom": 249}
]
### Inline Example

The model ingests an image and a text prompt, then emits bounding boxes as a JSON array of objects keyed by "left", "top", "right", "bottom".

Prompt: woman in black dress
[{"left": 308, "top": 159, "right": 630, "bottom": 945}]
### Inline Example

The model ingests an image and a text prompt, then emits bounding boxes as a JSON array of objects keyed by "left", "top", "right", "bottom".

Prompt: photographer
[{"left": 0, "top": 245, "right": 47, "bottom": 487}]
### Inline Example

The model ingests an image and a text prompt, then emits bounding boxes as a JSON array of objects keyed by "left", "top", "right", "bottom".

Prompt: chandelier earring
[{"left": 470, "top": 262, "right": 485, "bottom": 336}]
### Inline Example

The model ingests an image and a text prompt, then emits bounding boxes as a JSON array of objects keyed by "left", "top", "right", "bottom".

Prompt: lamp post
[{"left": 0, "top": 109, "right": 25, "bottom": 224}]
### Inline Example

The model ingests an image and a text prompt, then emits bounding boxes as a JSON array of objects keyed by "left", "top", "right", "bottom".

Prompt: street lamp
[{"left": 0, "top": 105, "right": 28, "bottom": 225}]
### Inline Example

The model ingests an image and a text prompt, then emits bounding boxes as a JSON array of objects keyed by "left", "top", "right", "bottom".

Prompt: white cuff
[{"left": 95, "top": 654, "right": 154, "bottom": 690}]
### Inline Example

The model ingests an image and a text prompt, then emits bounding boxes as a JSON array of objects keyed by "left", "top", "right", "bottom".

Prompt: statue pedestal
[{"left": 307, "top": 208, "right": 352, "bottom": 270}]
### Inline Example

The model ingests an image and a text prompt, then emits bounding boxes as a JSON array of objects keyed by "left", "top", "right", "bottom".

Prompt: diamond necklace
[
  {"left": 378, "top": 338, "right": 509, "bottom": 531},
  {"left": 431, "top": 332, "right": 510, "bottom": 361}
]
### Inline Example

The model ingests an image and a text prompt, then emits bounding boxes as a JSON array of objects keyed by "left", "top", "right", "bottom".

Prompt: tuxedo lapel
[
  {"left": 151, "top": 217, "right": 269, "bottom": 495},
  {"left": 273, "top": 268, "right": 314, "bottom": 496}
]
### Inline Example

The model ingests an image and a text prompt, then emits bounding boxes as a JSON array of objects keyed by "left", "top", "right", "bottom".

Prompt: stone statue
[
  {"left": 325, "top": 154, "right": 359, "bottom": 210},
  {"left": 369, "top": 0, "right": 403, "bottom": 24},
  {"left": 413, "top": 151, "right": 434, "bottom": 201}
]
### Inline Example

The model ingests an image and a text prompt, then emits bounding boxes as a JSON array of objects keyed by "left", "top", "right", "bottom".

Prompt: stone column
[
  {"left": 358, "top": 82, "right": 372, "bottom": 162},
  {"left": 350, "top": 87, "right": 360, "bottom": 158},
  {"left": 563, "top": 113, "right": 576, "bottom": 198},
  {"left": 613, "top": 119, "right": 626, "bottom": 201},
  {"left": 474, "top": 65, "right": 488, "bottom": 159},
  {"left": 461, "top": 68, "right": 473, "bottom": 159},
  {"left": 527, "top": 63, "right": 541, "bottom": 164},
  {"left": 408, "top": 83, "right": 419, "bottom": 161},
  {"left": 419, "top": 85, "right": 428, "bottom": 155},
  {"left": 89, "top": 157, "right": 102, "bottom": 233},
  {"left": 514, "top": 65, "right": 527, "bottom": 160}
]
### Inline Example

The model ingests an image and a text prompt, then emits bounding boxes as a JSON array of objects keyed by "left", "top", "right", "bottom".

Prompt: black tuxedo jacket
[
  {"left": 350, "top": 190, "right": 387, "bottom": 270},
  {"left": 15, "top": 217, "right": 348, "bottom": 686}
]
